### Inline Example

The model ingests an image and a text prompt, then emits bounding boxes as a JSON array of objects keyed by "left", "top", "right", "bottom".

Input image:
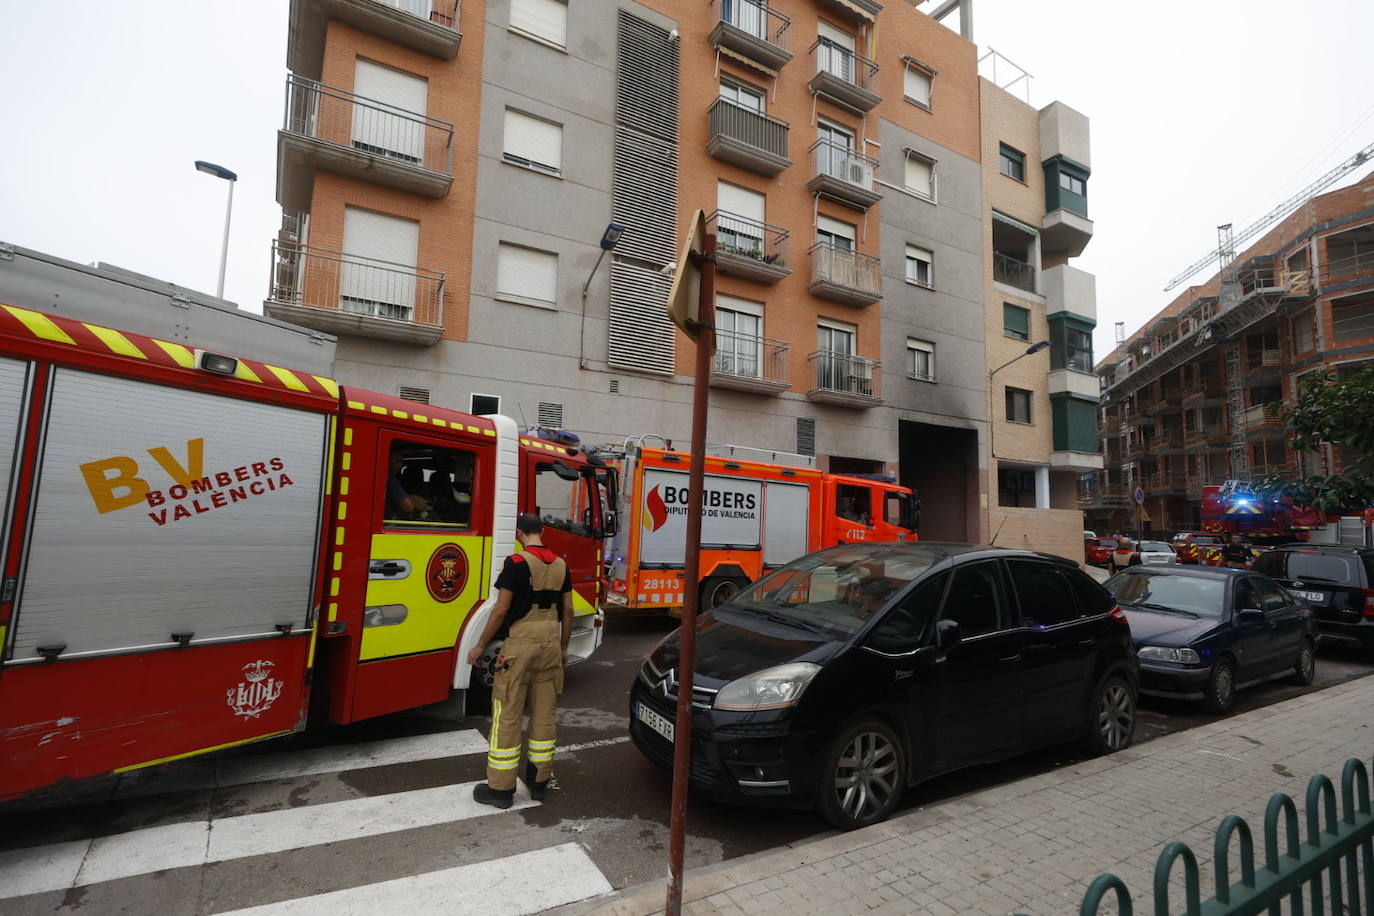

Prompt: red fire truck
[
  {"left": 1201, "top": 483, "right": 1316, "bottom": 546},
  {"left": 0, "top": 303, "right": 608, "bottom": 800},
  {"left": 599, "top": 440, "right": 919, "bottom": 613}
]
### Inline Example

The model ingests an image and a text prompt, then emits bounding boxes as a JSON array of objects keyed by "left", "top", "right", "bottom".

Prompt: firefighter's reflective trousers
[{"left": 485, "top": 605, "right": 564, "bottom": 791}]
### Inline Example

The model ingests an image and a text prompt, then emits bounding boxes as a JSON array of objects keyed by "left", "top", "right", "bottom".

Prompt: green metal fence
[{"left": 1048, "top": 756, "right": 1374, "bottom": 914}]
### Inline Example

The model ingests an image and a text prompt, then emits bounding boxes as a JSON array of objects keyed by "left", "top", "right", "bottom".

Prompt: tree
[{"left": 1260, "top": 364, "right": 1374, "bottom": 511}]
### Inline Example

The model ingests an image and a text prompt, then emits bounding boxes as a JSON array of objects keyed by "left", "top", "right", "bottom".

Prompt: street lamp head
[
  {"left": 599, "top": 222, "right": 626, "bottom": 251},
  {"left": 195, "top": 160, "right": 237, "bottom": 182},
  {"left": 1026, "top": 339, "right": 1051, "bottom": 355}
]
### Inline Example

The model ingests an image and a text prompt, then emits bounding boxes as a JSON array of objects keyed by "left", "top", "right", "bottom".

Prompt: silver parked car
[{"left": 1136, "top": 540, "right": 1179, "bottom": 565}]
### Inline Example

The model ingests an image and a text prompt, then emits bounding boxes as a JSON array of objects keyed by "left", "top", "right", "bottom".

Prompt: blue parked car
[{"left": 1104, "top": 566, "right": 1317, "bottom": 713}]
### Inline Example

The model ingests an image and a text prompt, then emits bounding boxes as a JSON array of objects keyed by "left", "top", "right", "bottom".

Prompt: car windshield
[
  {"left": 1106, "top": 572, "right": 1227, "bottom": 618},
  {"left": 1287, "top": 553, "right": 1359, "bottom": 585},
  {"left": 737, "top": 544, "right": 941, "bottom": 638},
  {"left": 1140, "top": 542, "right": 1172, "bottom": 552}
]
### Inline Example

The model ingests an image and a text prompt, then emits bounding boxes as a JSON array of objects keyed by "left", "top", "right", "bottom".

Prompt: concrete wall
[{"left": 1038, "top": 101, "right": 1091, "bottom": 168}]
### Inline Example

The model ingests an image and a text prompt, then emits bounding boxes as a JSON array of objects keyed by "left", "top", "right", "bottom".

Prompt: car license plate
[
  {"left": 1293, "top": 590, "right": 1326, "bottom": 603},
  {"left": 636, "top": 702, "right": 674, "bottom": 743}
]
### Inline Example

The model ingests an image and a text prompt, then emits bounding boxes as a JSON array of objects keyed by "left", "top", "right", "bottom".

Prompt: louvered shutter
[
  {"left": 352, "top": 59, "right": 428, "bottom": 163},
  {"left": 503, "top": 109, "right": 562, "bottom": 173},
  {"left": 340, "top": 207, "right": 419, "bottom": 317},
  {"left": 497, "top": 244, "right": 558, "bottom": 304},
  {"left": 510, "top": 0, "right": 567, "bottom": 46}
]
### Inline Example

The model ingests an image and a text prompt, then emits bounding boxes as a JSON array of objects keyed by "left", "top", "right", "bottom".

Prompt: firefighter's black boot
[
  {"left": 472, "top": 782, "right": 516, "bottom": 809},
  {"left": 522, "top": 761, "right": 549, "bottom": 801}
]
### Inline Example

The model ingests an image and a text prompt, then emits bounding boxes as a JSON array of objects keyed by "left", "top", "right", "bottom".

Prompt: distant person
[{"left": 1221, "top": 534, "right": 1250, "bottom": 569}]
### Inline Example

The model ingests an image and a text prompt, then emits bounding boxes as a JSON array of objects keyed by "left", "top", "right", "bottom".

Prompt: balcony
[
  {"left": 288, "top": 0, "right": 460, "bottom": 79},
  {"left": 815, "top": 0, "right": 883, "bottom": 23},
  {"left": 1144, "top": 393, "right": 1182, "bottom": 417},
  {"left": 1041, "top": 207, "right": 1094, "bottom": 259},
  {"left": 993, "top": 252, "right": 1036, "bottom": 294},
  {"left": 1243, "top": 404, "right": 1286, "bottom": 438},
  {"left": 709, "top": 211, "right": 791, "bottom": 284},
  {"left": 806, "top": 140, "right": 882, "bottom": 209},
  {"left": 807, "top": 243, "right": 882, "bottom": 307},
  {"left": 277, "top": 76, "right": 454, "bottom": 212},
  {"left": 807, "top": 350, "right": 881, "bottom": 408},
  {"left": 1182, "top": 384, "right": 1225, "bottom": 405},
  {"left": 1243, "top": 348, "right": 1282, "bottom": 381},
  {"left": 708, "top": 0, "right": 792, "bottom": 72},
  {"left": 265, "top": 241, "right": 444, "bottom": 345},
  {"left": 710, "top": 331, "right": 790, "bottom": 396},
  {"left": 1150, "top": 428, "right": 1184, "bottom": 451},
  {"left": 807, "top": 40, "right": 880, "bottom": 113},
  {"left": 706, "top": 98, "right": 792, "bottom": 177},
  {"left": 1184, "top": 425, "right": 1227, "bottom": 449}
]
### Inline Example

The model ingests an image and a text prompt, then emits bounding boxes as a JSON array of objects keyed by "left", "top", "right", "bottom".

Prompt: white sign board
[{"left": 639, "top": 468, "right": 763, "bottom": 565}]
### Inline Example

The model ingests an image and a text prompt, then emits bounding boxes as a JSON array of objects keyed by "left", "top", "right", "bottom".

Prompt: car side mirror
[
  {"left": 935, "top": 618, "right": 961, "bottom": 650},
  {"left": 1237, "top": 608, "right": 1265, "bottom": 624}
]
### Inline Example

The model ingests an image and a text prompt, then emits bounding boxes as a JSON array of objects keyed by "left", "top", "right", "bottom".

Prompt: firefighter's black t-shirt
[{"left": 494, "top": 546, "right": 572, "bottom": 636}]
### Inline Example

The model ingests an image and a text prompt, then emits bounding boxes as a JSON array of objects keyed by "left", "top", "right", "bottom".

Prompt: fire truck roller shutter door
[
  {"left": 0, "top": 357, "right": 30, "bottom": 653},
  {"left": 10, "top": 368, "right": 328, "bottom": 659},
  {"left": 638, "top": 468, "right": 762, "bottom": 565},
  {"left": 763, "top": 480, "right": 810, "bottom": 566}
]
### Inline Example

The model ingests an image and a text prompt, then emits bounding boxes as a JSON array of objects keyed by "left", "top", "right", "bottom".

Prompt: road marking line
[
  {"left": 215, "top": 729, "right": 489, "bottom": 786},
  {"left": 561, "top": 735, "right": 631, "bottom": 754},
  {"left": 221, "top": 843, "right": 613, "bottom": 915},
  {"left": 0, "top": 781, "right": 537, "bottom": 900}
]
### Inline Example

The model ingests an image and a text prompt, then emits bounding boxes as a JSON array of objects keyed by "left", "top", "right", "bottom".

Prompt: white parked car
[{"left": 1136, "top": 540, "right": 1179, "bottom": 565}]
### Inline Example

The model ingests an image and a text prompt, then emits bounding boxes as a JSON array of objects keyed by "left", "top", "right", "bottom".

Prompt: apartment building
[
  {"left": 1085, "top": 171, "right": 1374, "bottom": 535},
  {"left": 978, "top": 71, "right": 1099, "bottom": 561},
  {"left": 265, "top": 0, "right": 1003, "bottom": 541}
]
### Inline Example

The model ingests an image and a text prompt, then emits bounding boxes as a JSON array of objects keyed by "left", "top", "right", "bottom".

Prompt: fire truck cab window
[
  {"left": 383, "top": 441, "right": 475, "bottom": 529},
  {"left": 836, "top": 484, "right": 872, "bottom": 526},
  {"left": 536, "top": 461, "right": 593, "bottom": 536}
]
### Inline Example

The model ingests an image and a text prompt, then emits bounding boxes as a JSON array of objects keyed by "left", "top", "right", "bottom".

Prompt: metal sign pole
[{"left": 665, "top": 232, "right": 715, "bottom": 916}]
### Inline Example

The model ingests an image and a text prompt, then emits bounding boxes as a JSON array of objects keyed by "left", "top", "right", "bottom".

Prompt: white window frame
[
  {"left": 906, "top": 338, "right": 935, "bottom": 382},
  {"left": 903, "top": 149, "right": 937, "bottom": 202},
  {"left": 503, "top": 108, "right": 563, "bottom": 177},
  {"left": 817, "top": 215, "right": 856, "bottom": 250},
  {"left": 508, "top": 0, "right": 568, "bottom": 49},
  {"left": 905, "top": 244, "right": 934, "bottom": 289},
  {"left": 716, "top": 295, "right": 765, "bottom": 380},
  {"left": 719, "top": 77, "right": 765, "bottom": 113},
  {"left": 902, "top": 57, "right": 936, "bottom": 109},
  {"left": 496, "top": 242, "right": 559, "bottom": 309}
]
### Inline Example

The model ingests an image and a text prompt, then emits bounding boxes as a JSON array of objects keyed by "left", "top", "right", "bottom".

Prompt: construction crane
[{"left": 1163, "top": 141, "right": 1374, "bottom": 292}]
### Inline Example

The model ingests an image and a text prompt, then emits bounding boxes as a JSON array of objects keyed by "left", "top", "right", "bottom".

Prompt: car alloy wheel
[
  {"left": 1291, "top": 639, "right": 1316, "bottom": 685},
  {"left": 817, "top": 719, "right": 904, "bottom": 830},
  {"left": 1203, "top": 657, "right": 1236, "bottom": 713},
  {"left": 1096, "top": 680, "right": 1135, "bottom": 752}
]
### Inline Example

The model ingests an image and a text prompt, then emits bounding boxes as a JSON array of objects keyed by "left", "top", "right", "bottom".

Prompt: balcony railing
[
  {"left": 1150, "top": 428, "right": 1183, "bottom": 450},
  {"left": 706, "top": 98, "right": 791, "bottom": 177},
  {"left": 993, "top": 252, "right": 1036, "bottom": 293},
  {"left": 267, "top": 241, "right": 444, "bottom": 344},
  {"left": 1184, "top": 424, "right": 1226, "bottom": 447},
  {"left": 807, "top": 139, "right": 881, "bottom": 208},
  {"left": 807, "top": 350, "right": 880, "bottom": 406},
  {"left": 808, "top": 242, "right": 882, "bottom": 306},
  {"left": 709, "top": 0, "right": 792, "bottom": 70},
  {"left": 380, "top": 0, "right": 459, "bottom": 27},
  {"left": 1243, "top": 404, "right": 1284, "bottom": 429},
  {"left": 285, "top": 75, "right": 453, "bottom": 175},
  {"left": 711, "top": 330, "right": 790, "bottom": 395},
  {"left": 709, "top": 210, "right": 791, "bottom": 283},
  {"left": 1245, "top": 348, "right": 1282, "bottom": 370},
  {"left": 288, "top": 0, "right": 461, "bottom": 78},
  {"left": 808, "top": 39, "right": 880, "bottom": 111}
]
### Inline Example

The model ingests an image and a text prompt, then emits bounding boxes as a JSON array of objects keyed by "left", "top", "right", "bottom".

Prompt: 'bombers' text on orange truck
[
  {"left": 0, "top": 303, "right": 608, "bottom": 801},
  {"left": 600, "top": 441, "right": 919, "bottom": 612}
]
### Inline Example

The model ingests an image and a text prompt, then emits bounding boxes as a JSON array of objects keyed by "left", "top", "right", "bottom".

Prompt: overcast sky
[{"left": 2, "top": 0, "right": 1371, "bottom": 363}]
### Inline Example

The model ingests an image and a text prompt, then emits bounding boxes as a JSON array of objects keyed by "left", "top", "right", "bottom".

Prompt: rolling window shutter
[
  {"left": 817, "top": 215, "right": 855, "bottom": 241},
  {"left": 351, "top": 60, "right": 428, "bottom": 162},
  {"left": 904, "top": 67, "right": 931, "bottom": 105},
  {"left": 510, "top": 0, "right": 567, "bottom": 46},
  {"left": 817, "top": 20, "right": 854, "bottom": 49},
  {"left": 503, "top": 109, "right": 562, "bottom": 171},
  {"left": 1004, "top": 304, "right": 1030, "bottom": 338},
  {"left": 717, "top": 182, "right": 765, "bottom": 224},
  {"left": 497, "top": 244, "right": 558, "bottom": 303},
  {"left": 905, "top": 157, "right": 932, "bottom": 195}
]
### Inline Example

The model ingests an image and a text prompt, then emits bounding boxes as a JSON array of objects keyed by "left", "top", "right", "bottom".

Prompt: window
[
  {"left": 509, "top": 0, "right": 567, "bottom": 47},
  {"left": 1059, "top": 172, "right": 1085, "bottom": 196},
  {"left": 340, "top": 207, "right": 420, "bottom": 320},
  {"left": 1253, "top": 578, "right": 1290, "bottom": 613},
  {"left": 1003, "top": 303, "right": 1030, "bottom": 341},
  {"left": 999, "top": 144, "right": 1025, "bottom": 182},
  {"left": 817, "top": 321, "right": 858, "bottom": 392},
  {"left": 719, "top": 78, "right": 765, "bottom": 113},
  {"left": 717, "top": 181, "right": 766, "bottom": 259},
  {"left": 998, "top": 468, "right": 1036, "bottom": 507},
  {"left": 716, "top": 295, "right": 763, "bottom": 379},
  {"left": 1065, "top": 568, "right": 1116, "bottom": 615},
  {"left": 904, "top": 153, "right": 935, "bottom": 200},
  {"left": 470, "top": 393, "right": 500, "bottom": 415},
  {"left": 1233, "top": 579, "right": 1262, "bottom": 613},
  {"left": 905, "top": 245, "right": 934, "bottom": 288},
  {"left": 1006, "top": 387, "right": 1032, "bottom": 424},
  {"left": 902, "top": 60, "right": 933, "bottom": 108},
  {"left": 1007, "top": 561, "right": 1083, "bottom": 628},
  {"left": 721, "top": 0, "right": 767, "bottom": 38},
  {"left": 816, "top": 21, "right": 856, "bottom": 82},
  {"left": 817, "top": 215, "right": 856, "bottom": 251},
  {"left": 835, "top": 483, "right": 872, "bottom": 525},
  {"left": 1332, "top": 293, "right": 1374, "bottom": 344},
  {"left": 352, "top": 60, "right": 428, "bottom": 163},
  {"left": 906, "top": 338, "right": 935, "bottom": 381},
  {"left": 939, "top": 562, "right": 1007, "bottom": 638},
  {"left": 1066, "top": 327, "right": 1093, "bottom": 372},
  {"left": 534, "top": 459, "right": 594, "bottom": 536},
  {"left": 1291, "top": 310, "right": 1316, "bottom": 354},
  {"left": 496, "top": 243, "right": 558, "bottom": 306},
  {"left": 503, "top": 108, "right": 562, "bottom": 175},
  {"left": 383, "top": 439, "right": 477, "bottom": 530},
  {"left": 866, "top": 573, "right": 948, "bottom": 653},
  {"left": 816, "top": 120, "right": 855, "bottom": 179}
]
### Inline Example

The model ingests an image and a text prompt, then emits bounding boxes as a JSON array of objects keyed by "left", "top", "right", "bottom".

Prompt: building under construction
[{"left": 1084, "top": 166, "right": 1374, "bottom": 535}]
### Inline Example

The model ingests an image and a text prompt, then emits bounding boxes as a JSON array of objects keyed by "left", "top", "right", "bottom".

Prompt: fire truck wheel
[{"left": 701, "top": 576, "right": 748, "bottom": 610}]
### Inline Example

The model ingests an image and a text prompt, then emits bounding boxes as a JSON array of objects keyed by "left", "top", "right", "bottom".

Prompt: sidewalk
[{"left": 561, "top": 676, "right": 1374, "bottom": 915}]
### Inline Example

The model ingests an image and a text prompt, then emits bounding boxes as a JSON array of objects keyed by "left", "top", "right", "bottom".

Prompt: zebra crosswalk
[{"left": 0, "top": 728, "right": 618, "bottom": 914}]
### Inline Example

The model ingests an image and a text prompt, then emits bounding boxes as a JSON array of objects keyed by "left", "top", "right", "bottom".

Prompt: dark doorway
[{"left": 898, "top": 420, "right": 978, "bottom": 542}]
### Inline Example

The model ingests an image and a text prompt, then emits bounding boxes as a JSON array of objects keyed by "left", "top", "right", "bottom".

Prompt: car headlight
[
  {"left": 714, "top": 662, "right": 821, "bottom": 711},
  {"left": 1137, "top": 646, "right": 1201, "bottom": 664}
]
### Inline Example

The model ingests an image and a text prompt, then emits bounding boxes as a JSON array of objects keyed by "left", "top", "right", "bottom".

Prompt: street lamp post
[
  {"left": 987, "top": 339, "right": 1051, "bottom": 535},
  {"left": 194, "top": 160, "right": 238, "bottom": 299},
  {"left": 579, "top": 222, "right": 627, "bottom": 369}
]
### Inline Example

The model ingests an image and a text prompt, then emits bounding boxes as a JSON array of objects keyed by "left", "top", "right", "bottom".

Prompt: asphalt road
[{"left": 1, "top": 612, "right": 1370, "bottom": 913}]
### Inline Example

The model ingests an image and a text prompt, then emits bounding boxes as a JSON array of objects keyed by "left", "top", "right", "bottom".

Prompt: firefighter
[
  {"left": 1221, "top": 533, "right": 1250, "bottom": 569},
  {"left": 468, "top": 513, "right": 573, "bottom": 808}
]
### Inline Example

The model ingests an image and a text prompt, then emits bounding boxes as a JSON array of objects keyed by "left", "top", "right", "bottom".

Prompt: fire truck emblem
[
  {"left": 426, "top": 542, "right": 467, "bottom": 603},
  {"left": 644, "top": 485, "right": 668, "bottom": 532},
  {"left": 226, "top": 660, "right": 284, "bottom": 720}
]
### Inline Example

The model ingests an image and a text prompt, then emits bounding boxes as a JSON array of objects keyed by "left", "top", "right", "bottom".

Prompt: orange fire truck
[
  {"left": 599, "top": 440, "right": 919, "bottom": 613},
  {"left": 0, "top": 303, "right": 609, "bottom": 801}
]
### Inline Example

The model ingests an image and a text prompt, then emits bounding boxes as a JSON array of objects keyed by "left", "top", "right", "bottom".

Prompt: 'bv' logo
[
  {"left": 79, "top": 439, "right": 205, "bottom": 514},
  {"left": 644, "top": 485, "right": 668, "bottom": 532}
]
